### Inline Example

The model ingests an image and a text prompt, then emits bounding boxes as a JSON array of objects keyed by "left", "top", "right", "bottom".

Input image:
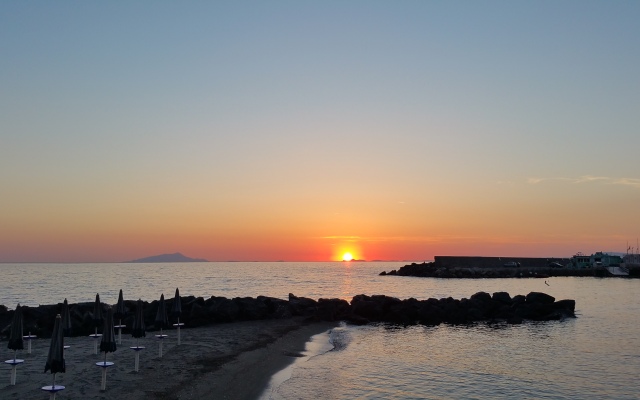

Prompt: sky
[{"left": 1, "top": 1, "right": 639, "bottom": 262}]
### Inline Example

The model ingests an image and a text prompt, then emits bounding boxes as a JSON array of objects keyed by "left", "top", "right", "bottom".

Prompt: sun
[{"left": 342, "top": 252, "right": 353, "bottom": 261}]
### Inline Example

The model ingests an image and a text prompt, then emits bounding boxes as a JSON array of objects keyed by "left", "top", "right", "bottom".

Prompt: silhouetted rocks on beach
[{"left": 0, "top": 291, "right": 575, "bottom": 339}]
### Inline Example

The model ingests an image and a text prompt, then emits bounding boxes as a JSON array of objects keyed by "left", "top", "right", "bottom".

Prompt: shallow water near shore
[{"left": 2, "top": 262, "right": 639, "bottom": 398}]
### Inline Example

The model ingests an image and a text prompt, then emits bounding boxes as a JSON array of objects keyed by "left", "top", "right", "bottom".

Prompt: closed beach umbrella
[
  {"left": 132, "top": 299, "right": 146, "bottom": 340},
  {"left": 44, "top": 314, "right": 65, "bottom": 375},
  {"left": 44, "top": 314, "right": 65, "bottom": 376},
  {"left": 6, "top": 304, "right": 24, "bottom": 385},
  {"left": 155, "top": 294, "right": 168, "bottom": 332},
  {"left": 42, "top": 314, "right": 65, "bottom": 399},
  {"left": 114, "top": 289, "right": 126, "bottom": 344},
  {"left": 171, "top": 288, "right": 182, "bottom": 319},
  {"left": 172, "top": 288, "right": 184, "bottom": 345},
  {"left": 100, "top": 308, "right": 117, "bottom": 355},
  {"left": 97, "top": 307, "right": 117, "bottom": 391},
  {"left": 130, "top": 299, "right": 146, "bottom": 372},
  {"left": 93, "top": 294, "right": 104, "bottom": 332},
  {"left": 61, "top": 299, "right": 72, "bottom": 336},
  {"left": 89, "top": 294, "right": 104, "bottom": 355},
  {"left": 155, "top": 294, "right": 169, "bottom": 357},
  {"left": 7, "top": 304, "right": 24, "bottom": 354},
  {"left": 114, "top": 290, "right": 125, "bottom": 321}
]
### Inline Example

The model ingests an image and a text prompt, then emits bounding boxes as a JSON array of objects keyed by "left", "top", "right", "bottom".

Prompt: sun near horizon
[{"left": 342, "top": 252, "right": 353, "bottom": 261}]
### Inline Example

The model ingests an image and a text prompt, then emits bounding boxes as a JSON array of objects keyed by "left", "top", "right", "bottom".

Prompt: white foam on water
[{"left": 259, "top": 327, "right": 336, "bottom": 400}]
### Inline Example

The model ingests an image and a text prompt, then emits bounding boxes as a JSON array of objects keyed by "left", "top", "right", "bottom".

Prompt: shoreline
[
  {"left": 1, "top": 317, "right": 337, "bottom": 400},
  {"left": 259, "top": 327, "right": 336, "bottom": 399},
  {"left": 167, "top": 320, "right": 338, "bottom": 400}
]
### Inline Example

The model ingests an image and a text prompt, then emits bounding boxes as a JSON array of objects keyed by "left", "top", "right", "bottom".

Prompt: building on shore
[
  {"left": 569, "top": 252, "right": 623, "bottom": 268},
  {"left": 623, "top": 250, "right": 640, "bottom": 268}
]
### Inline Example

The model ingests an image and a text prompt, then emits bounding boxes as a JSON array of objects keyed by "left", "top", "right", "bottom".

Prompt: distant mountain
[{"left": 127, "top": 252, "right": 208, "bottom": 263}]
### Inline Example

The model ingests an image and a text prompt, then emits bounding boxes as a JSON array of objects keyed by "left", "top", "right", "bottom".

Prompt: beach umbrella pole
[
  {"left": 9, "top": 350, "right": 18, "bottom": 385},
  {"left": 117, "top": 319, "right": 122, "bottom": 344},
  {"left": 93, "top": 327, "right": 99, "bottom": 354},
  {"left": 131, "top": 338, "right": 144, "bottom": 372},
  {"left": 101, "top": 353, "right": 107, "bottom": 391},
  {"left": 10, "top": 364, "right": 16, "bottom": 385},
  {"left": 50, "top": 374, "right": 56, "bottom": 400},
  {"left": 101, "top": 367, "right": 107, "bottom": 391},
  {"left": 27, "top": 332, "right": 32, "bottom": 354},
  {"left": 177, "top": 318, "right": 181, "bottom": 345}
]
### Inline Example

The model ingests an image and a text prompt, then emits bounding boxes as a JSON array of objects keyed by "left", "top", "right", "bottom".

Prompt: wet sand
[{"left": 1, "top": 317, "right": 337, "bottom": 399}]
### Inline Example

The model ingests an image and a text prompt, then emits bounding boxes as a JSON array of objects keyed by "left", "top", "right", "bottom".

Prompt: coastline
[
  {"left": 1, "top": 317, "right": 337, "bottom": 400},
  {"left": 168, "top": 320, "right": 338, "bottom": 400}
]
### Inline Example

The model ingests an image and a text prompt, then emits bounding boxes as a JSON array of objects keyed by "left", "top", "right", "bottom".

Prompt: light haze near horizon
[{"left": 1, "top": 1, "right": 639, "bottom": 262}]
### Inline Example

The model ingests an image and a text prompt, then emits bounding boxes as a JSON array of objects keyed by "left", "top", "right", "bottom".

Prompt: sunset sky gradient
[{"left": 2, "top": 1, "right": 639, "bottom": 262}]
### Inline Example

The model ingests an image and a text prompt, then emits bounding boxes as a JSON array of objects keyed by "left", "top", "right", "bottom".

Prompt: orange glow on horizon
[{"left": 332, "top": 242, "right": 363, "bottom": 262}]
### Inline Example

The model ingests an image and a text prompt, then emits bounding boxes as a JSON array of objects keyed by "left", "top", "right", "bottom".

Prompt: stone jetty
[
  {"left": 0, "top": 291, "right": 575, "bottom": 339},
  {"left": 380, "top": 256, "right": 640, "bottom": 278}
]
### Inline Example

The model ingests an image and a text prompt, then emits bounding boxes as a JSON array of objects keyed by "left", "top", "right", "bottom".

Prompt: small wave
[{"left": 328, "top": 324, "right": 352, "bottom": 352}]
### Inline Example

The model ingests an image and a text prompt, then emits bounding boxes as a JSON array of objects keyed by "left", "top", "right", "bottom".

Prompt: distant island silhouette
[{"left": 127, "top": 252, "right": 208, "bottom": 263}]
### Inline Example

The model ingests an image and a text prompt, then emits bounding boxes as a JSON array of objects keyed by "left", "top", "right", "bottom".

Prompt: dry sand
[{"left": 1, "top": 317, "right": 337, "bottom": 400}]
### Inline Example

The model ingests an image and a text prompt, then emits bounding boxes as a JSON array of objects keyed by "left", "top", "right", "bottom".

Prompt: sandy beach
[{"left": 1, "top": 317, "right": 337, "bottom": 400}]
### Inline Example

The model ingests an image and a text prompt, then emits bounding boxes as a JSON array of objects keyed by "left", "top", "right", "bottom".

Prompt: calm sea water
[{"left": 2, "top": 262, "right": 639, "bottom": 399}]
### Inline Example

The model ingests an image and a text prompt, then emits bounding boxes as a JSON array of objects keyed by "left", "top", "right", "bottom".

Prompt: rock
[
  {"left": 417, "top": 302, "right": 443, "bottom": 325},
  {"left": 512, "top": 295, "right": 526, "bottom": 304},
  {"left": 351, "top": 294, "right": 384, "bottom": 320},
  {"left": 288, "top": 293, "right": 317, "bottom": 316},
  {"left": 470, "top": 292, "right": 492, "bottom": 302},
  {"left": 316, "top": 298, "right": 350, "bottom": 321},
  {"left": 526, "top": 292, "right": 556, "bottom": 304},
  {"left": 492, "top": 292, "right": 512, "bottom": 304},
  {"left": 553, "top": 299, "right": 575, "bottom": 312},
  {"left": 209, "top": 297, "right": 240, "bottom": 323},
  {"left": 233, "top": 297, "right": 269, "bottom": 320}
]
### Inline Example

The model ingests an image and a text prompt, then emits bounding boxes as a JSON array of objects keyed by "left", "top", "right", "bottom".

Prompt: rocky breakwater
[
  {"left": 381, "top": 261, "right": 602, "bottom": 278},
  {"left": 347, "top": 291, "right": 575, "bottom": 325},
  {"left": 0, "top": 292, "right": 574, "bottom": 339}
]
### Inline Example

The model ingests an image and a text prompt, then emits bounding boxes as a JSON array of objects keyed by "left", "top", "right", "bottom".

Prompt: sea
[{"left": 1, "top": 262, "right": 639, "bottom": 399}]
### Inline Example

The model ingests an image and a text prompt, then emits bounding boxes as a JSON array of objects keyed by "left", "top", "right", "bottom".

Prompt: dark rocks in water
[
  {"left": 316, "top": 298, "right": 350, "bottom": 321},
  {"left": 492, "top": 292, "right": 512, "bottom": 304},
  {"left": 553, "top": 299, "right": 575, "bottom": 313},
  {"left": 0, "top": 291, "right": 575, "bottom": 338},
  {"left": 288, "top": 293, "right": 317, "bottom": 316},
  {"left": 347, "top": 291, "right": 575, "bottom": 326},
  {"left": 525, "top": 292, "right": 555, "bottom": 304},
  {"left": 470, "top": 291, "right": 492, "bottom": 303}
]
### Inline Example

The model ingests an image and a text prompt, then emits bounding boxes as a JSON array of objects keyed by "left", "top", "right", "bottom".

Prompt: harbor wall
[{"left": 433, "top": 256, "right": 570, "bottom": 269}]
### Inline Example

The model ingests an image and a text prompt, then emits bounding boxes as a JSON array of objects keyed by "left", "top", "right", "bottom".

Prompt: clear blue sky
[{"left": 1, "top": 1, "right": 639, "bottom": 262}]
